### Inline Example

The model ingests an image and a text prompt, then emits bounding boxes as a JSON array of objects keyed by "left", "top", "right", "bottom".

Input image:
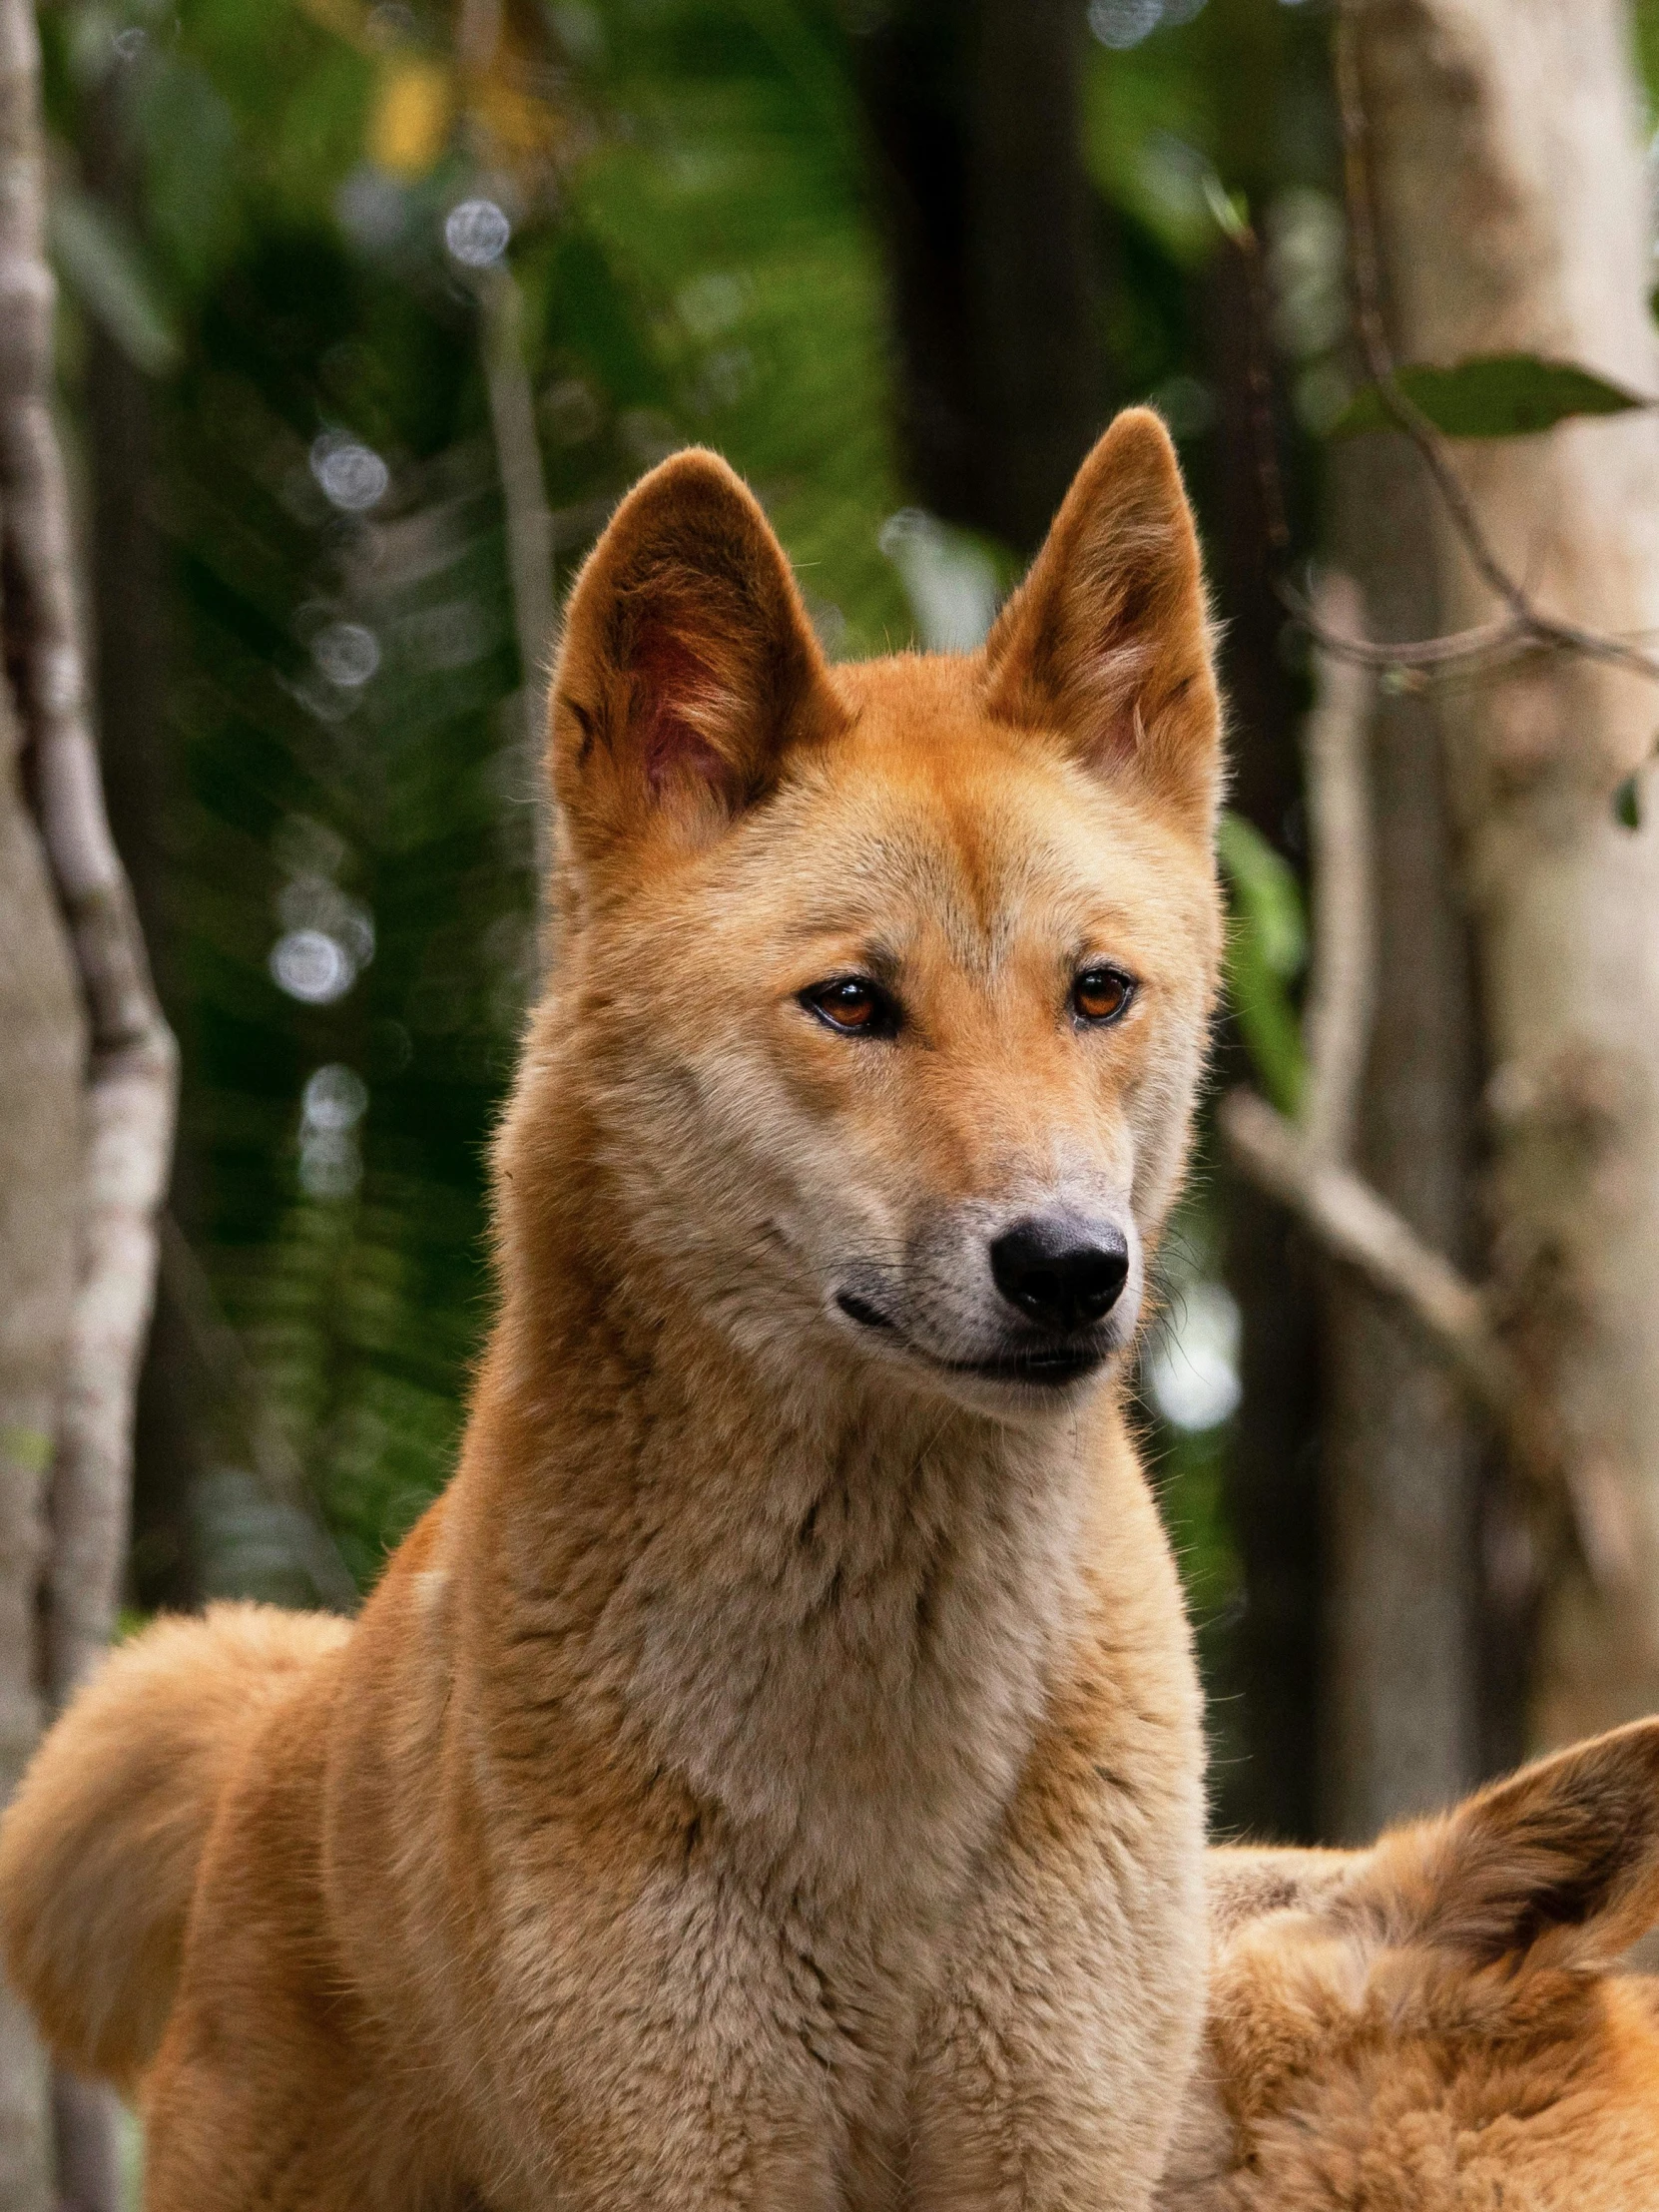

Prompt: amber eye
[
  {"left": 800, "top": 976, "right": 897, "bottom": 1037},
  {"left": 1072, "top": 966, "right": 1136, "bottom": 1025}
]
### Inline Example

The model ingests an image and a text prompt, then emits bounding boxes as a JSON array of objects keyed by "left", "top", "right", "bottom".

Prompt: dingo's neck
[{"left": 455, "top": 1137, "right": 1126, "bottom": 1923}]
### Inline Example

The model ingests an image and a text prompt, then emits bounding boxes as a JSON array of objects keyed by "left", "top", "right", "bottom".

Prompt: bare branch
[
  {"left": 1281, "top": 581, "right": 1527, "bottom": 676},
  {"left": 1221, "top": 1089, "right": 1520, "bottom": 1424},
  {"left": 1299, "top": 570, "right": 1377, "bottom": 1163},
  {"left": 452, "top": 14, "right": 559, "bottom": 956},
  {"left": 473, "top": 258, "right": 557, "bottom": 911},
  {"left": 1221, "top": 1090, "right": 1641, "bottom": 1593},
  {"left": 1329, "top": 0, "right": 1659, "bottom": 695}
]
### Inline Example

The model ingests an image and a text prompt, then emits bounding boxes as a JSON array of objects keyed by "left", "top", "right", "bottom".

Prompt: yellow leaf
[{"left": 369, "top": 59, "right": 454, "bottom": 180}]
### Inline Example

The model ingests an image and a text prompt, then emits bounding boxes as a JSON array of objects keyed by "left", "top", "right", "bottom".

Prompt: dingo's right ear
[
  {"left": 1359, "top": 1719, "right": 1659, "bottom": 1968},
  {"left": 549, "top": 450, "right": 841, "bottom": 877}
]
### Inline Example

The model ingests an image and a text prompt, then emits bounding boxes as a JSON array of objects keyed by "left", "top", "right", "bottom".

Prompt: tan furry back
[{"left": 0, "top": 1602, "right": 350, "bottom": 2090}]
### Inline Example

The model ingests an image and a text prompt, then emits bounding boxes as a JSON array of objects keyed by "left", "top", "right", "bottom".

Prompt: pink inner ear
[
  {"left": 632, "top": 627, "right": 732, "bottom": 796},
  {"left": 1082, "top": 639, "right": 1155, "bottom": 769},
  {"left": 1092, "top": 697, "right": 1140, "bottom": 770}
]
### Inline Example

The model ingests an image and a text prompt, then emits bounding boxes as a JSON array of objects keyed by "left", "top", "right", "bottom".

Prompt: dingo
[
  {"left": 3, "top": 410, "right": 1224, "bottom": 2211},
  {"left": 1161, "top": 1721, "right": 1659, "bottom": 2208}
]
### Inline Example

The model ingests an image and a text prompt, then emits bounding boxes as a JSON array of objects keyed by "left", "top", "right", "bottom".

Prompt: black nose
[{"left": 989, "top": 1217, "right": 1129, "bottom": 1335}]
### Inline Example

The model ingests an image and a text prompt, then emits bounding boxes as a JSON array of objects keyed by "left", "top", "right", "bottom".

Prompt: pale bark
[
  {"left": 0, "top": 677, "right": 78, "bottom": 2212},
  {"left": 0, "top": 3, "right": 177, "bottom": 2198},
  {"left": 1355, "top": 0, "right": 1659, "bottom": 1743}
]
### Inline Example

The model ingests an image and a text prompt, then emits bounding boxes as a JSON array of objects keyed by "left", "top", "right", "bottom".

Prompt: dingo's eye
[
  {"left": 801, "top": 976, "right": 897, "bottom": 1037},
  {"left": 1072, "top": 966, "right": 1136, "bottom": 1025}
]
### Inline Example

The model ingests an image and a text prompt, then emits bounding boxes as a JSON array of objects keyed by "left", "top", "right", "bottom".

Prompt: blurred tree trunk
[
  {"left": 852, "top": 0, "right": 1102, "bottom": 550},
  {"left": 0, "top": 2, "right": 178, "bottom": 2200},
  {"left": 1320, "top": 436, "right": 1489, "bottom": 1841},
  {"left": 1355, "top": 0, "right": 1659, "bottom": 1749},
  {"left": 963, "top": 0, "right": 1101, "bottom": 547},
  {"left": 0, "top": 685, "right": 78, "bottom": 2210},
  {"left": 1211, "top": 266, "right": 1323, "bottom": 1834},
  {"left": 1204, "top": 0, "right": 1325, "bottom": 1844}
]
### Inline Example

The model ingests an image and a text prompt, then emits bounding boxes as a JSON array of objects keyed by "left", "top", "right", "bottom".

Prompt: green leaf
[
  {"left": 1218, "top": 815, "right": 1306, "bottom": 979},
  {"left": 1330, "top": 354, "right": 1648, "bottom": 441},
  {"left": 1218, "top": 814, "right": 1307, "bottom": 1116},
  {"left": 50, "top": 188, "right": 181, "bottom": 377},
  {"left": 1615, "top": 773, "right": 1644, "bottom": 830},
  {"left": 1200, "top": 172, "right": 1250, "bottom": 248}
]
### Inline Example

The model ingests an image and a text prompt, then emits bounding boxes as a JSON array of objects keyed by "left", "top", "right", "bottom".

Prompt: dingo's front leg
[{"left": 904, "top": 1731, "right": 1206, "bottom": 2210}]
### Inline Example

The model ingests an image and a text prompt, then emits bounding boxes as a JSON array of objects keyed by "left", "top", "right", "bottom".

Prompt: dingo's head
[
  {"left": 528, "top": 408, "right": 1223, "bottom": 1416},
  {"left": 1163, "top": 1722, "right": 1659, "bottom": 2209}
]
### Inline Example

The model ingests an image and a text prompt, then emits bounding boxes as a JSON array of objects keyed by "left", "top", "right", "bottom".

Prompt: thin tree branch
[
  {"left": 1299, "top": 570, "right": 1377, "bottom": 1164},
  {"left": 1221, "top": 1090, "right": 1521, "bottom": 1429},
  {"left": 1281, "top": 583, "right": 1527, "bottom": 675},
  {"left": 1221, "top": 554, "right": 1628, "bottom": 1583},
  {"left": 1218, "top": 561, "right": 1555, "bottom": 1513},
  {"left": 1295, "top": 0, "right": 1659, "bottom": 698},
  {"left": 1229, "top": 218, "right": 1291, "bottom": 558},
  {"left": 1222, "top": 1093, "right": 1640, "bottom": 1586},
  {"left": 474, "top": 259, "right": 556, "bottom": 881},
  {"left": 1222, "top": 568, "right": 1509, "bottom": 1431},
  {"left": 1218, "top": 553, "right": 1537, "bottom": 1498},
  {"left": 453, "top": 10, "right": 558, "bottom": 954}
]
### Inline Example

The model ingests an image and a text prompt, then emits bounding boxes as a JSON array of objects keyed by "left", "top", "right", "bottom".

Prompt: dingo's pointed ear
[
  {"left": 1206, "top": 1846, "right": 1355, "bottom": 1939},
  {"left": 550, "top": 450, "right": 839, "bottom": 866},
  {"left": 1361, "top": 1719, "right": 1659, "bottom": 1968},
  {"left": 982, "top": 408, "right": 1220, "bottom": 837}
]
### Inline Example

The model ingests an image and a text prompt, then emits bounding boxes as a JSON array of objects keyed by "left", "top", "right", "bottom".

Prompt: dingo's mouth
[{"left": 834, "top": 1291, "right": 1109, "bottom": 1390}]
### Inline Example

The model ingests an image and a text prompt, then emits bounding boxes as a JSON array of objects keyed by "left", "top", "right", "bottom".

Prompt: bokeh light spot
[
  {"left": 271, "top": 929, "right": 356, "bottom": 1005},
  {"left": 445, "top": 199, "right": 511, "bottom": 269},
  {"left": 311, "top": 622, "right": 381, "bottom": 687},
  {"left": 310, "top": 434, "right": 389, "bottom": 513}
]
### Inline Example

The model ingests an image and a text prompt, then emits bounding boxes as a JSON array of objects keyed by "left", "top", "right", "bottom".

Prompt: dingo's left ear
[
  {"left": 1359, "top": 1718, "right": 1659, "bottom": 1968},
  {"left": 1206, "top": 1846, "right": 1355, "bottom": 1939},
  {"left": 983, "top": 408, "right": 1220, "bottom": 837},
  {"left": 550, "top": 449, "right": 840, "bottom": 868}
]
